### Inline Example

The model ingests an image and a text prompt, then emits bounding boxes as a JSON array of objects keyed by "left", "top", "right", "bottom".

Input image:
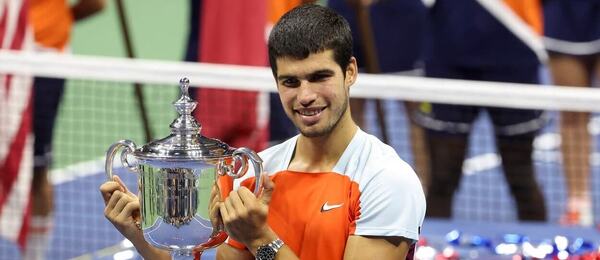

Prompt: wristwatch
[{"left": 256, "top": 238, "right": 284, "bottom": 260}]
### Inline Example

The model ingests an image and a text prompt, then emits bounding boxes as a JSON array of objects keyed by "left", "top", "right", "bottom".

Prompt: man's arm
[
  {"left": 344, "top": 235, "right": 413, "bottom": 260},
  {"left": 71, "top": 0, "right": 106, "bottom": 21},
  {"left": 216, "top": 243, "right": 254, "bottom": 260},
  {"left": 339, "top": 160, "right": 425, "bottom": 260},
  {"left": 217, "top": 234, "right": 412, "bottom": 260}
]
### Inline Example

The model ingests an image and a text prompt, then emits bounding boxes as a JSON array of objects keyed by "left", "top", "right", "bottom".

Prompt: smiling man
[
  {"left": 216, "top": 5, "right": 425, "bottom": 259},
  {"left": 100, "top": 4, "right": 425, "bottom": 260}
]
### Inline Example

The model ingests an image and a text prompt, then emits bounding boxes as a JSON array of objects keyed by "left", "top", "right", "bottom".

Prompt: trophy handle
[
  {"left": 105, "top": 140, "right": 138, "bottom": 180},
  {"left": 231, "top": 147, "right": 264, "bottom": 195}
]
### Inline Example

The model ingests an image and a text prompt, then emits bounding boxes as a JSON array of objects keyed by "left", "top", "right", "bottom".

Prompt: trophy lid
[{"left": 132, "top": 78, "right": 233, "bottom": 162}]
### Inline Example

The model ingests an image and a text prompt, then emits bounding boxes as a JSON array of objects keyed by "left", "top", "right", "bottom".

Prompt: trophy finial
[
  {"left": 171, "top": 77, "right": 200, "bottom": 133},
  {"left": 179, "top": 77, "right": 190, "bottom": 99}
]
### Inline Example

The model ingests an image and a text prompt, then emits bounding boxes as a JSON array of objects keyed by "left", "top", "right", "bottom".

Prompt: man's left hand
[{"left": 219, "top": 174, "right": 277, "bottom": 251}]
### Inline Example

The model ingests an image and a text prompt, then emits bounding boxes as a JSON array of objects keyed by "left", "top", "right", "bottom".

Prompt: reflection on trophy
[{"left": 105, "top": 78, "right": 264, "bottom": 259}]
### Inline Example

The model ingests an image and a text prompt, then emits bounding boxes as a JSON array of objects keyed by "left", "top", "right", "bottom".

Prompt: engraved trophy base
[{"left": 172, "top": 250, "right": 193, "bottom": 260}]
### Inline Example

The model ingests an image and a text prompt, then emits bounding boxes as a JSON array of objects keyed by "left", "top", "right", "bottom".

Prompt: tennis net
[{"left": 0, "top": 50, "right": 599, "bottom": 259}]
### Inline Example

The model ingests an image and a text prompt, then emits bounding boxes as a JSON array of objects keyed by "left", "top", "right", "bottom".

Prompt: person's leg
[
  {"left": 26, "top": 77, "right": 65, "bottom": 260},
  {"left": 595, "top": 55, "right": 600, "bottom": 80},
  {"left": 496, "top": 134, "right": 547, "bottom": 221},
  {"left": 405, "top": 101, "right": 430, "bottom": 193},
  {"left": 425, "top": 130, "right": 468, "bottom": 218},
  {"left": 31, "top": 77, "right": 64, "bottom": 216},
  {"left": 548, "top": 53, "right": 594, "bottom": 225},
  {"left": 482, "top": 60, "right": 548, "bottom": 221},
  {"left": 419, "top": 63, "right": 475, "bottom": 204}
]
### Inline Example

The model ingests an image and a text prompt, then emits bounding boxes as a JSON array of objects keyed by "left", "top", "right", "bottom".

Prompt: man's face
[{"left": 274, "top": 50, "right": 357, "bottom": 137}]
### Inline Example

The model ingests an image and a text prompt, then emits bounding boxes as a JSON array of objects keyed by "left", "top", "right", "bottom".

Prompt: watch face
[{"left": 256, "top": 246, "right": 277, "bottom": 260}]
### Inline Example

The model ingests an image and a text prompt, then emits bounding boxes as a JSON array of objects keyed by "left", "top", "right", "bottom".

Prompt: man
[{"left": 100, "top": 4, "right": 425, "bottom": 259}]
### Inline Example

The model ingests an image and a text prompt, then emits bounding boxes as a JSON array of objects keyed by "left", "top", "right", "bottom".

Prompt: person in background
[
  {"left": 543, "top": 0, "right": 600, "bottom": 226},
  {"left": 25, "top": 0, "right": 105, "bottom": 259},
  {"left": 186, "top": 0, "right": 270, "bottom": 152},
  {"left": 417, "top": 0, "right": 548, "bottom": 221}
]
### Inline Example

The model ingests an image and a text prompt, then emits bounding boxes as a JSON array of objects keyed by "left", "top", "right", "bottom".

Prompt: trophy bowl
[{"left": 105, "top": 78, "right": 263, "bottom": 259}]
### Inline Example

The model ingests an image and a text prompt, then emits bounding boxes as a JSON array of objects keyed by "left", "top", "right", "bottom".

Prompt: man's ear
[{"left": 345, "top": 57, "right": 358, "bottom": 87}]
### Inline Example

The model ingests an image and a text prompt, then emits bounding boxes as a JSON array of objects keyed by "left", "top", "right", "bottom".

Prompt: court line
[{"left": 51, "top": 157, "right": 105, "bottom": 185}]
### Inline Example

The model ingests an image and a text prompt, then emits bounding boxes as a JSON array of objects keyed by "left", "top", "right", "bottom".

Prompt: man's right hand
[
  {"left": 99, "top": 176, "right": 143, "bottom": 242},
  {"left": 99, "top": 176, "right": 171, "bottom": 260}
]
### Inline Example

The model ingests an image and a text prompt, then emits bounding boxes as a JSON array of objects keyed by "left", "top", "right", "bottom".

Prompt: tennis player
[{"left": 100, "top": 4, "right": 425, "bottom": 260}]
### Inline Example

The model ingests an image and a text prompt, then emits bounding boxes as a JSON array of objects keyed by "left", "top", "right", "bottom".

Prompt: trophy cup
[{"left": 105, "top": 78, "right": 263, "bottom": 259}]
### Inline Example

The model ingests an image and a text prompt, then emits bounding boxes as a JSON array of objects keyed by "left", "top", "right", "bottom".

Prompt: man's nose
[{"left": 298, "top": 82, "right": 317, "bottom": 106}]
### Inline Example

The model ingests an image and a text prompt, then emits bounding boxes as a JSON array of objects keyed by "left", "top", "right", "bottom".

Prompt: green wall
[
  {"left": 54, "top": 1, "right": 189, "bottom": 168},
  {"left": 71, "top": 1, "right": 188, "bottom": 59}
]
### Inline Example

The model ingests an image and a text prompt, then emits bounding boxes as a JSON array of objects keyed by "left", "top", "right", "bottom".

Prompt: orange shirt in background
[
  {"left": 268, "top": 0, "right": 303, "bottom": 24},
  {"left": 29, "top": 0, "right": 72, "bottom": 50},
  {"left": 503, "top": 0, "right": 543, "bottom": 34}
]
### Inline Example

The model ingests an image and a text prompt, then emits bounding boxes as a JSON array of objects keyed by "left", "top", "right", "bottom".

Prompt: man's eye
[
  {"left": 310, "top": 74, "right": 330, "bottom": 82},
  {"left": 283, "top": 79, "right": 300, "bottom": 87}
]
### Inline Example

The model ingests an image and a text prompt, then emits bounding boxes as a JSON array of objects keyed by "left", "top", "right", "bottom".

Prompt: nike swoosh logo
[{"left": 320, "top": 202, "right": 344, "bottom": 212}]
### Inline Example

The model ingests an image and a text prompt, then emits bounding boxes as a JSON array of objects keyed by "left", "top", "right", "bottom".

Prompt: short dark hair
[{"left": 268, "top": 4, "right": 353, "bottom": 76}]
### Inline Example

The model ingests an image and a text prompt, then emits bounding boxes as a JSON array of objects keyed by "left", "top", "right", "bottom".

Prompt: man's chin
[
  {"left": 301, "top": 131, "right": 323, "bottom": 138},
  {"left": 299, "top": 126, "right": 330, "bottom": 138}
]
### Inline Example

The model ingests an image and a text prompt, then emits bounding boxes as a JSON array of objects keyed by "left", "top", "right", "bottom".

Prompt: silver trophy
[{"left": 105, "top": 78, "right": 263, "bottom": 259}]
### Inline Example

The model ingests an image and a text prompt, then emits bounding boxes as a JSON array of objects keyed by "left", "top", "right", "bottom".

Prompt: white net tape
[{"left": 2, "top": 49, "right": 600, "bottom": 112}]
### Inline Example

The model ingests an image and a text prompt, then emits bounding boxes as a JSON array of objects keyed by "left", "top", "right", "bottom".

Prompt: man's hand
[
  {"left": 219, "top": 174, "right": 277, "bottom": 253},
  {"left": 99, "top": 176, "right": 142, "bottom": 241},
  {"left": 100, "top": 176, "right": 171, "bottom": 260}
]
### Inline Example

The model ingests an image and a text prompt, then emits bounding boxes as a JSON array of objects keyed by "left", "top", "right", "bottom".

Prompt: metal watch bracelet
[{"left": 256, "top": 238, "right": 284, "bottom": 260}]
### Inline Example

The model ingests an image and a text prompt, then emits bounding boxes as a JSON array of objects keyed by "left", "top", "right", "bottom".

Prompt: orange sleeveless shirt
[{"left": 29, "top": 0, "right": 72, "bottom": 50}]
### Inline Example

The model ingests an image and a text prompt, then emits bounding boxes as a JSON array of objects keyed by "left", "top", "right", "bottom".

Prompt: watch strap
[{"left": 256, "top": 238, "right": 284, "bottom": 260}]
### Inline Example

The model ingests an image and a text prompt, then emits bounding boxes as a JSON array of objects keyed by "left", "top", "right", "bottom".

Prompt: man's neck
[{"left": 289, "top": 117, "right": 358, "bottom": 173}]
